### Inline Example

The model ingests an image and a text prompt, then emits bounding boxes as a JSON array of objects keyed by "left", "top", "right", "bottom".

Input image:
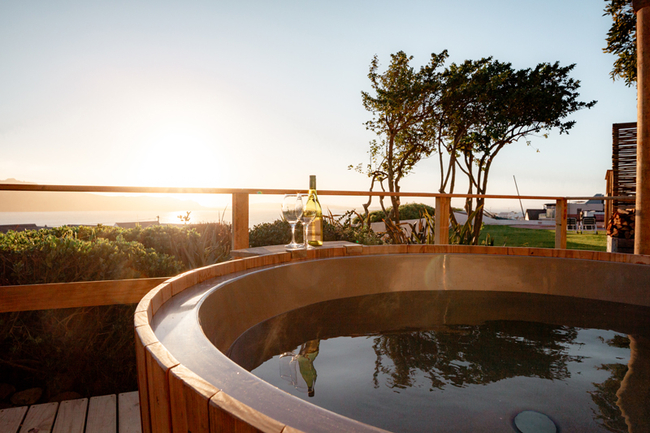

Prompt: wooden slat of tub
[
  {"left": 52, "top": 398, "right": 88, "bottom": 433},
  {"left": 19, "top": 402, "right": 58, "bottom": 433},
  {"left": 209, "top": 392, "right": 285, "bottom": 433},
  {"left": 169, "top": 365, "right": 219, "bottom": 433},
  {"left": 0, "top": 406, "right": 28, "bottom": 433},
  {"left": 145, "top": 342, "right": 180, "bottom": 433},
  {"left": 118, "top": 391, "right": 142, "bottom": 433},
  {"left": 86, "top": 395, "right": 117, "bottom": 433},
  {"left": 135, "top": 325, "right": 158, "bottom": 433}
]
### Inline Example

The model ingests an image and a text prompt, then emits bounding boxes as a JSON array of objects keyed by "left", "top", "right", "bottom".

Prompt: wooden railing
[
  {"left": 0, "top": 183, "right": 633, "bottom": 251},
  {"left": 0, "top": 277, "right": 169, "bottom": 312}
]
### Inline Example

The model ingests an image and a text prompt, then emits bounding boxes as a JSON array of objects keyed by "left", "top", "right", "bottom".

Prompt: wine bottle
[{"left": 305, "top": 175, "right": 323, "bottom": 246}]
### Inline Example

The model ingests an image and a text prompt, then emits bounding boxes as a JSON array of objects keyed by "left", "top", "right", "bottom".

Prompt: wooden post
[
  {"left": 635, "top": 0, "right": 650, "bottom": 255},
  {"left": 434, "top": 196, "right": 451, "bottom": 245},
  {"left": 605, "top": 170, "right": 614, "bottom": 229},
  {"left": 232, "top": 193, "right": 249, "bottom": 251},
  {"left": 555, "top": 198, "right": 567, "bottom": 249}
]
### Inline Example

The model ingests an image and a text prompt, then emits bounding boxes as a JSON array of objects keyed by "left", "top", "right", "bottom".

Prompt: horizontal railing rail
[
  {"left": 0, "top": 183, "right": 638, "bottom": 314},
  {"left": 0, "top": 183, "right": 632, "bottom": 250},
  {"left": 0, "top": 277, "right": 169, "bottom": 312}
]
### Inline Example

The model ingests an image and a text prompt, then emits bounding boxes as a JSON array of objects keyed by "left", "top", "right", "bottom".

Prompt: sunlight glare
[{"left": 136, "top": 123, "right": 225, "bottom": 187}]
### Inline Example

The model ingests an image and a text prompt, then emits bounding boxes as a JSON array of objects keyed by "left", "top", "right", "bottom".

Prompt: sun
[
  {"left": 136, "top": 124, "right": 220, "bottom": 187},
  {"left": 132, "top": 123, "right": 232, "bottom": 207}
]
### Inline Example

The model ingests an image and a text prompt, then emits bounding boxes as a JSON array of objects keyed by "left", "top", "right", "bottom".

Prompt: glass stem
[{"left": 290, "top": 223, "right": 297, "bottom": 245}]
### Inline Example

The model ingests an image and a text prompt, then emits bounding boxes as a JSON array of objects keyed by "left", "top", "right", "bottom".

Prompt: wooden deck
[{"left": 0, "top": 391, "right": 140, "bottom": 433}]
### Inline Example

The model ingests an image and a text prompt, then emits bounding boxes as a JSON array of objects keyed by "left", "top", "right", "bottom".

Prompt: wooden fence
[
  {"left": 0, "top": 183, "right": 637, "bottom": 315},
  {"left": 0, "top": 182, "right": 628, "bottom": 251},
  {"left": 612, "top": 122, "right": 637, "bottom": 210}
]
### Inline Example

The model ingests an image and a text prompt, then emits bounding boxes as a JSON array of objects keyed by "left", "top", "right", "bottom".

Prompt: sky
[{"left": 0, "top": 0, "right": 639, "bottom": 213}]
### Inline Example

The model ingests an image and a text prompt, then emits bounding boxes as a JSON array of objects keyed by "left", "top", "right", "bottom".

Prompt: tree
[
  {"left": 354, "top": 51, "right": 447, "bottom": 224},
  {"left": 437, "top": 59, "right": 596, "bottom": 244},
  {"left": 603, "top": 0, "right": 636, "bottom": 86}
]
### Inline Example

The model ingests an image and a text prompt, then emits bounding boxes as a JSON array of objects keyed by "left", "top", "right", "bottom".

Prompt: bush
[
  {"left": 357, "top": 203, "right": 436, "bottom": 223},
  {"left": 249, "top": 213, "right": 384, "bottom": 247},
  {"left": 324, "top": 211, "right": 383, "bottom": 245},
  {"left": 249, "top": 220, "right": 305, "bottom": 247},
  {"left": 0, "top": 222, "right": 232, "bottom": 403},
  {"left": 0, "top": 223, "right": 232, "bottom": 286},
  {"left": 0, "top": 306, "right": 138, "bottom": 401}
]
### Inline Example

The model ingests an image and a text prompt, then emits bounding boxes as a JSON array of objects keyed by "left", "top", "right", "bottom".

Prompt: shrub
[
  {"left": 0, "top": 223, "right": 231, "bottom": 286},
  {"left": 0, "top": 306, "right": 138, "bottom": 401},
  {"left": 249, "top": 212, "right": 384, "bottom": 247},
  {"left": 356, "top": 203, "right": 436, "bottom": 223},
  {"left": 324, "top": 211, "right": 383, "bottom": 245},
  {"left": 0, "top": 222, "right": 232, "bottom": 403},
  {"left": 0, "top": 229, "right": 181, "bottom": 285},
  {"left": 249, "top": 220, "right": 307, "bottom": 247}
]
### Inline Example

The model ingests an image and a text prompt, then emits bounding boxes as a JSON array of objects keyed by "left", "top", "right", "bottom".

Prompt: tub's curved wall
[{"left": 133, "top": 245, "right": 650, "bottom": 433}]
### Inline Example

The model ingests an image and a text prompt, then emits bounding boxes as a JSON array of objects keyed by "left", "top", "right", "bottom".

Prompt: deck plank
[
  {"left": 118, "top": 392, "right": 141, "bottom": 433},
  {"left": 0, "top": 406, "right": 28, "bottom": 433},
  {"left": 19, "top": 402, "right": 58, "bottom": 433},
  {"left": 52, "top": 398, "right": 88, "bottom": 433},
  {"left": 86, "top": 395, "right": 117, "bottom": 433}
]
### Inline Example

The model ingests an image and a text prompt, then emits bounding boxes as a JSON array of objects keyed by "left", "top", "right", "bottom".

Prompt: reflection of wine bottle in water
[{"left": 305, "top": 175, "right": 323, "bottom": 246}]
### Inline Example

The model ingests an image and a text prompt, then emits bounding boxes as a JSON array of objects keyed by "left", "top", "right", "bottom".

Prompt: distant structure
[
  {"left": 0, "top": 224, "right": 39, "bottom": 234},
  {"left": 526, "top": 195, "right": 604, "bottom": 222}
]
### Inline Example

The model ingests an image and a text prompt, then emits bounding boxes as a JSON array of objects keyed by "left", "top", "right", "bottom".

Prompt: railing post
[
  {"left": 434, "top": 196, "right": 450, "bottom": 245},
  {"left": 232, "top": 193, "right": 249, "bottom": 251},
  {"left": 555, "top": 198, "right": 567, "bottom": 249},
  {"left": 635, "top": 0, "right": 650, "bottom": 254}
]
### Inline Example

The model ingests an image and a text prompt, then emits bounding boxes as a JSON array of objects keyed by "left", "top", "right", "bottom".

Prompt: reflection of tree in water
[
  {"left": 589, "top": 335, "right": 630, "bottom": 433},
  {"left": 372, "top": 321, "right": 583, "bottom": 390},
  {"left": 589, "top": 363, "right": 628, "bottom": 433}
]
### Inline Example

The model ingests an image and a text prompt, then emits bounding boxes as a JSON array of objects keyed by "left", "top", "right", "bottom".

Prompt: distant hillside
[{"left": 0, "top": 179, "right": 212, "bottom": 211}]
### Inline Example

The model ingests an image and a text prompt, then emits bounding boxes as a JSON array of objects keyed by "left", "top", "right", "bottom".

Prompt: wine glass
[
  {"left": 282, "top": 194, "right": 303, "bottom": 249},
  {"left": 302, "top": 206, "right": 317, "bottom": 249}
]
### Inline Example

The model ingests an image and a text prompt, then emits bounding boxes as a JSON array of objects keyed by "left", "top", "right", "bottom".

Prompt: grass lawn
[{"left": 479, "top": 225, "right": 607, "bottom": 251}]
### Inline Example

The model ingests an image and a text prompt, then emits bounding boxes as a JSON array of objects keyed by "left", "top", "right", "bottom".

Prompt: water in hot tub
[{"left": 229, "top": 291, "right": 650, "bottom": 432}]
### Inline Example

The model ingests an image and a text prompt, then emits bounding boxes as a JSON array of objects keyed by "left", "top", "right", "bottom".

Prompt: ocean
[{"left": 0, "top": 204, "right": 366, "bottom": 229}]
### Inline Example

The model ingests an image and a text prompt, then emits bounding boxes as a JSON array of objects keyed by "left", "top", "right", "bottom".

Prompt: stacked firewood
[{"left": 607, "top": 209, "right": 635, "bottom": 238}]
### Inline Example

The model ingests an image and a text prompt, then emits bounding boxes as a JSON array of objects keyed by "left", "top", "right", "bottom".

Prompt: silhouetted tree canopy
[
  {"left": 355, "top": 51, "right": 594, "bottom": 242},
  {"left": 355, "top": 50, "right": 447, "bottom": 224},
  {"left": 437, "top": 58, "right": 596, "bottom": 243},
  {"left": 372, "top": 321, "right": 583, "bottom": 390},
  {"left": 603, "top": 0, "right": 636, "bottom": 86}
]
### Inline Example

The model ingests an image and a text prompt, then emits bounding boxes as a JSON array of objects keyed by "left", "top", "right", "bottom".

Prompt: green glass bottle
[{"left": 305, "top": 175, "right": 323, "bottom": 246}]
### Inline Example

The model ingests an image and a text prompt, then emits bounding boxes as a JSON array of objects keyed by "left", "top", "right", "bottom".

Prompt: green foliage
[
  {"left": 449, "top": 207, "right": 484, "bottom": 245},
  {"left": 0, "top": 306, "right": 138, "bottom": 400},
  {"left": 0, "top": 223, "right": 231, "bottom": 285},
  {"left": 323, "top": 211, "right": 383, "bottom": 245},
  {"left": 358, "top": 203, "right": 436, "bottom": 223},
  {"left": 381, "top": 206, "right": 435, "bottom": 244},
  {"left": 249, "top": 219, "right": 295, "bottom": 247},
  {"left": 0, "top": 222, "right": 231, "bottom": 402},
  {"left": 603, "top": 0, "right": 636, "bottom": 86},
  {"left": 249, "top": 212, "right": 384, "bottom": 247},
  {"left": 355, "top": 51, "right": 446, "bottom": 222},
  {"left": 437, "top": 57, "right": 595, "bottom": 243}
]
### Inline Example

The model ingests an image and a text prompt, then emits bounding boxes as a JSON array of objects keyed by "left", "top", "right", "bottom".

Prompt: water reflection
[
  {"left": 229, "top": 291, "right": 650, "bottom": 432},
  {"left": 371, "top": 322, "right": 582, "bottom": 391},
  {"left": 279, "top": 340, "right": 320, "bottom": 397}
]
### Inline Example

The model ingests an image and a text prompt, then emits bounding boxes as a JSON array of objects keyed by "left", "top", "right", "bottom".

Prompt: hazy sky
[{"left": 0, "top": 1, "right": 638, "bottom": 211}]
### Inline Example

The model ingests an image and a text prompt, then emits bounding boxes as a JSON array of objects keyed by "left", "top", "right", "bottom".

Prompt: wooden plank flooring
[{"left": 0, "top": 392, "right": 140, "bottom": 433}]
